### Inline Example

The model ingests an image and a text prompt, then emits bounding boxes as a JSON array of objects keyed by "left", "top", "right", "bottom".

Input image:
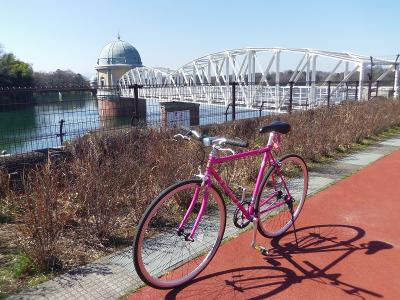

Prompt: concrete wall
[{"left": 98, "top": 97, "right": 146, "bottom": 119}]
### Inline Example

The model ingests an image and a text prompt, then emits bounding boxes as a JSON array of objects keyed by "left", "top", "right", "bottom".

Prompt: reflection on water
[
  {"left": 0, "top": 91, "right": 265, "bottom": 154},
  {"left": 0, "top": 92, "right": 106, "bottom": 154}
]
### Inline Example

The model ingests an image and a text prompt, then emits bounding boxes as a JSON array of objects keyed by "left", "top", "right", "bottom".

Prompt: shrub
[
  {"left": 17, "top": 163, "right": 75, "bottom": 271},
  {"left": 67, "top": 127, "right": 200, "bottom": 243},
  {"left": 10, "top": 97, "right": 400, "bottom": 272}
]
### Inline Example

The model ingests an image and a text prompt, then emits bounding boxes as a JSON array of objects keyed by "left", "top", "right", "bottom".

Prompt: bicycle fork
[{"left": 177, "top": 173, "right": 211, "bottom": 242}]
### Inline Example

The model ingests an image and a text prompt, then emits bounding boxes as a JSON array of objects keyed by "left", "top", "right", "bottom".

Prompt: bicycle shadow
[{"left": 162, "top": 224, "right": 392, "bottom": 300}]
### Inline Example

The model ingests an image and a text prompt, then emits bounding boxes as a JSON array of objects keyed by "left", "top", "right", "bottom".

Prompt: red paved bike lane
[{"left": 128, "top": 151, "right": 400, "bottom": 300}]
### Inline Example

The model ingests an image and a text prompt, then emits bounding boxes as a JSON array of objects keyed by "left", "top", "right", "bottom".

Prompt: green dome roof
[{"left": 97, "top": 37, "right": 142, "bottom": 67}]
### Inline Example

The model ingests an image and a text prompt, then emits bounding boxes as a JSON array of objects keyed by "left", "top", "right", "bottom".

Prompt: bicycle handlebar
[
  {"left": 223, "top": 138, "right": 249, "bottom": 148},
  {"left": 176, "top": 126, "right": 248, "bottom": 148}
]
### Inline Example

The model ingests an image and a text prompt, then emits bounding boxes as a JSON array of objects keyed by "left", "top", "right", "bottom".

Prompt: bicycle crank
[{"left": 233, "top": 200, "right": 251, "bottom": 229}]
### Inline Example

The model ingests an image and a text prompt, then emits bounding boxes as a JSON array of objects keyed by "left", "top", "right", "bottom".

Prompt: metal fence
[{"left": 0, "top": 80, "right": 396, "bottom": 156}]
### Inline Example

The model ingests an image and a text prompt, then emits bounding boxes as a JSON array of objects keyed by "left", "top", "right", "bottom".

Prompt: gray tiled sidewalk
[{"left": 8, "top": 135, "right": 400, "bottom": 300}]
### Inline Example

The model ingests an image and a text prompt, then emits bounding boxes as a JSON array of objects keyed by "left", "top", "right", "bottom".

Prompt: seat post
[{"left": 267, "top": 132, "right": 275, "bottom": 147}]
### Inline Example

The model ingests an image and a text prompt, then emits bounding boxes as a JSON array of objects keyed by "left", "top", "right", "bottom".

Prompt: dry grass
[{"left": 1, "top": 97, "right": 400, "bottom": 276}]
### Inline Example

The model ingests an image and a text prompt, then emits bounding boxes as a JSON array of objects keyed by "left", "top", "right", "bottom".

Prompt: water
[
  {"left": 0, "top": 92, "right": 102, "bottom": 154},
  {"left": 0, "top": 92, "right": 267, "bottom": 154}
]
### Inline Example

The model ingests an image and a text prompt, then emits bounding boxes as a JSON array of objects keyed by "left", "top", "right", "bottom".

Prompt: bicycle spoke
[
  {"left": 133, "top": 180, "right": 226, "bottom": 288},
  {"left": 257, "top": 155, "right": 308, "bottom": 237}
]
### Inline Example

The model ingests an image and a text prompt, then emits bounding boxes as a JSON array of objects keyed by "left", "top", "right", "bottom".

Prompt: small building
[
  {"left": 95, "top": 35, "right": 144, "bottom": 118},
  {"left": 95, "top": 34, "right": 143, "bottom": 87}
]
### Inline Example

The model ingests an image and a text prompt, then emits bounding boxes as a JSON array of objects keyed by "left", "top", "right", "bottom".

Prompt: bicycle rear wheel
[
  {"left": 256, "top": 154, "right": 308, "bottom": 238},
  {"left": 133, "top": 179, "right": 226, "bottom": 289}
]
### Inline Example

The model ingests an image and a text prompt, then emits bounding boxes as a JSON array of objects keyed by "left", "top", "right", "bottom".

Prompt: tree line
[
  {"left": 0, "top": 45, "right": 88, "bottom": 87},
  {"left": 33, "top": 69, "right": 88, "bottom": 86}
]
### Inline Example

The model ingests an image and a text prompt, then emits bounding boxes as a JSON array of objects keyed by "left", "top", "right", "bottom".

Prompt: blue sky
[{"left": 0, "top": 0, "right": 399, "bottom": 77}]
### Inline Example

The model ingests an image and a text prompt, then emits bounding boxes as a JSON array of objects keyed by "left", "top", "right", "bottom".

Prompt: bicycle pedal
[{"left": 254, "top": 245, "right": 269, "bottom": 255}]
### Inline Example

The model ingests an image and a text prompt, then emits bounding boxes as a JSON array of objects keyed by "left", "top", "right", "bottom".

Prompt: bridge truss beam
[{"left": 119, "top": 48, "right": 398, "bottom": 111}]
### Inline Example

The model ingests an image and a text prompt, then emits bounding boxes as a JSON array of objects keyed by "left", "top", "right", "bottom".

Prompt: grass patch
[
  {"left": 0, "top": 253, "right": 52, "bottom": 299},
  {"left": 0, "top": 215, "right": 12, "bottom": 224}
]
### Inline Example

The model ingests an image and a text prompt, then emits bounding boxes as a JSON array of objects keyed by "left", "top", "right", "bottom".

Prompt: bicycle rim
[
  {"left": 257, "top": 154, "right": 308, "bottom": 237},
  {"left": 133, "top": 179, "right": 226, "bottom": 289}
]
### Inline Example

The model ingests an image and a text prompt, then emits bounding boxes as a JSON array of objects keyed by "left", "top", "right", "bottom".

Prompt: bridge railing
[{"left": 121, "top": 80, "right": 394, "bottom": 110}]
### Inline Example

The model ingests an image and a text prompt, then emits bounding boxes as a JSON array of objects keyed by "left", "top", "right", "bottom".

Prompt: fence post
[
  {"left": 368, "top": 80, "right": 372, "bottom": 100},
  {"left": 57, "top": 119, "right": 65, "bottom": 144},
  {"left": 368, "top": 56, "right": 373, "bottom": 100},
  {"left": 354, "top": 82, "right": 358, "bottom": 100},
  {"left": 225, "top": 103, "right": 232, "bottom": 122},
  {"left": 131, "top": 84, "right": 143, "bottom": 126},
  {"left": 230, "top": 82, "right": 236, "bottom": 121},
  {"left": 288, "top": 81, "right": 293, "bottom": 114},
  {"left": 133, "top": 84, "right": 140, "bottom": 113},
  {"left": 259, "top": 101, "right": 267, "bottom": 117},
  {"left": 375, "top": 80, "right": 380, "bottom": 97},
  {"left": 327, "top": 81, "right": 331, "bottom": 107}
]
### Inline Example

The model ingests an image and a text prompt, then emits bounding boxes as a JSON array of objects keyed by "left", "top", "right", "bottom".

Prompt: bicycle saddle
[{"left": 259, "top": 121, "right": 291, "bottom": 134}]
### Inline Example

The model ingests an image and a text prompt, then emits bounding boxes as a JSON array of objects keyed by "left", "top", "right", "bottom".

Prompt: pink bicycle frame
[{"left": 177, "top": 132, "right": 292, "bottom": 240}]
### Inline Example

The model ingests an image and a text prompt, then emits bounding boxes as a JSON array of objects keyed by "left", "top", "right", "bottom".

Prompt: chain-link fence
[{"left": 0, "top": 80, "right": 396, "bottom": 157}]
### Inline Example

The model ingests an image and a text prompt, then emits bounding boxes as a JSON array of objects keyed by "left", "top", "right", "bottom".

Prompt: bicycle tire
[
  {"left": 256, "top": 154, "right": 308, "bottom": 238},
  {"left": 133, "top": 178, "right": 226, "bottom": 289}
]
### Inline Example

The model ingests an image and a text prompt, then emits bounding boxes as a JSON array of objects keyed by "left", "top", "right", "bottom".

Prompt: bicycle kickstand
[
  {"left": 288, "top": 199, "right": 299, "bottom": 248},
  {"left": 251, "top": 217, "right": 269, "bottom": 255}
]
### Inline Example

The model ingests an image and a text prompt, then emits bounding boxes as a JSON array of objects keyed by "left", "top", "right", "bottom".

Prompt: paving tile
[
  {"left": 337, "top": 152, "right": 384, "bottom": 166},
  {"left": 308, "top": 175, "right": 336, "bottom": 195},
  {"left": 380, "top": 138, "right": 400, "bottom": 147}
]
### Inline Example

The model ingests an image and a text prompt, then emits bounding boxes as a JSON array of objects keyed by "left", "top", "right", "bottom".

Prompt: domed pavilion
[{"left": 95, "top": 35, "right": 142, "bottom": 86}]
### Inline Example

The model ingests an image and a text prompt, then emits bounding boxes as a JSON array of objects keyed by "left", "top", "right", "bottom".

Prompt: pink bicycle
[{"left": 133, "top": 121, "right": 308, "bottom": 289}]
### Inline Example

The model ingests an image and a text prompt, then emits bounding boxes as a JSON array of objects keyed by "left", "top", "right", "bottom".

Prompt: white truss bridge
[{"left": 118, "top": 48, "right": 399, "bottom": 111}]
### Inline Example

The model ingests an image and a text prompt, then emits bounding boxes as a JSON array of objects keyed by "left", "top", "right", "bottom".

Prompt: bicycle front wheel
[
  {"left": 257, "top": 154, "right": 308, "bottom": 238},
  {"left": 133, "top": 179, "right": 226, "bottom": 289}
]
